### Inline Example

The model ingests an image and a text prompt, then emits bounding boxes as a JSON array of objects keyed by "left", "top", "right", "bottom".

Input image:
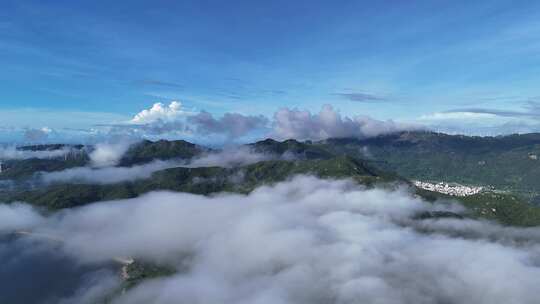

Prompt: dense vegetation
[
  {"left": 414, "top": 188, "right": 540, "bottom": 227},
  {"left": 249, "top": 138, "right": 334, "bottom": 159},
  {"left": 124, "top": 260, "right": 176, "bottom": 289},
  {"left": 322, "top": 131, "right": 540, "bottom": 200},
  {"left": 118, "top": 139, "right": 207, "bottom": 166}
]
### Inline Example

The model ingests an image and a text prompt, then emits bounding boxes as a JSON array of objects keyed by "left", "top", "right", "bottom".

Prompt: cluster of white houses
[{"left": 413, "top": 180, "right": 483, "bottom": 197}]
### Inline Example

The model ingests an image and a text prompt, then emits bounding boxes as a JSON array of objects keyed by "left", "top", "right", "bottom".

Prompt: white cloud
[
  {"left": 3, "top": 176, "right": 540, "bottom": 303},
  {"left": 188, "top": 147, "right": 274, "bottom": 168},
  {"left": 120, "top": 102, "right": 420, "bottom": 142},
  {"left": 187, "top": 111, "right": 269, "bottom": 139},
  {"left": 131, "top": 101, "right": 186, "bottom": 124},
  {"left": 127, "top": 103, "right": 268, "bottom": 141},
  {"left": 39, "top": 159, "right": 180, "bottom": 184},
  {"left": 89, "top": 141, "right": 133, "bottom": 168},
  {"left": 23, "top": 127, "right": 52, "bottom": 142},
  {"left": 0, "top": 203, "right": 44, "bottom": 231},
  {"left": 272, "top": 105, "right": 421, "bottom": 140},
  {"left": 417, "top": 111, "right": 540, "bottom": 135}
]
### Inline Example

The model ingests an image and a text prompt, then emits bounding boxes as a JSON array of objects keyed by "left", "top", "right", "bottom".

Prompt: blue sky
[{"left": 2, "top": 0, "right": 540, "bottom": 141}]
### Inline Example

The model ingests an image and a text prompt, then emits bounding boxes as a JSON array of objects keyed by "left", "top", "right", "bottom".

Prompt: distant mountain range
[{"left": 2, "top": 131, "right": 540, "bottom": 226}]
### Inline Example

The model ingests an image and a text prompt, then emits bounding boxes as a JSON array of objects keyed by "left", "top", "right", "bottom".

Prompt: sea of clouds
[{"left": 2, "top": 176, "right": 540, "bottom": 303}]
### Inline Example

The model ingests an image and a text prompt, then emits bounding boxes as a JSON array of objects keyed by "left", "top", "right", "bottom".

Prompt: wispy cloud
[
  {"left": 444, "top": 100, "right": 540, "bottom": 120},
  {"left": 334, "top": 92, "right": 387, "bottom": 102},
  {"left": 134, "top": 79, "right": 184, "bottom": 89},
  {"left": 38, "top": 147, "right": 275, "bottom": 185},
  {"left": 39, "top": 159, "right": 180, "bottom": 184},
  {"left": 23, "top": 127, "right": 53, "bottom": 142},
  {"left": 0, "top": 108, "right": 130, "bottom": 130},
  {"left": 417, "top": 100, "right": 540, "bottom": 135}
]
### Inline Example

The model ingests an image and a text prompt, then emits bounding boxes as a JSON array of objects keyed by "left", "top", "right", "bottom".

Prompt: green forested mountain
[
  {"left": 118, "top": 139, "right": 207, "bottom": 166},
  {"left": 320, "top": 131, "right": 540, "bottom": 199},
  {"left": 249, "top": 138, "right": 334, "bottom": 159}
]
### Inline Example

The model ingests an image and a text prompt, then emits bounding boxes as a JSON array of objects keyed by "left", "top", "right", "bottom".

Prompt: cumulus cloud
[
  {"left": 130, "top": 101, "right": 186, "bottom": 124},
  {"left": 272, "top": 105, "right": 420, "bottom": 141},
  {"left": 187, "top": 111, "right": 269, "bottom": 139},
  {"left": 120, "top": 101, "right": 418, "bottom": 142},
  {"left": 3, "top": 176, "right": 540, "bottom": 303},
  {"left": 0, "top": 146, "right": 75, "bottom": 160},
  {"left": 89, "top": 141, "right": 133, "bottom": 168},
  {"left": 23, "top": 127, "right": 52, "bottom": 142},
  {"left": 121, "top": 101, "right": 267, "bottom": 141}
]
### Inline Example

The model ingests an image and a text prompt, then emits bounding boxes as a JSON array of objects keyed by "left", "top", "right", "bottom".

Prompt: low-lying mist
[
  {"left": 89, "top": 141, "right": 133, "bottom": 168},
  {"left": 2, "top": 176, "right": 540, "bottom": 303},
  {"left": 0, "top": 146, "right": 76, "bottom": 160},
  {"left": 37, "top": 147, "right": 276, "bottom": 185}
]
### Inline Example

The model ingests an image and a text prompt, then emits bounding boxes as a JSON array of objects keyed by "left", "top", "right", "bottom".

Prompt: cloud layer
[
  {"left": 2, "top": 176, "right": 540, "bottom": 303},
  {"left": 38, "top": 147, "right": 274, "bottom": 184},
  {"left": 118, "top": 102, "right": 418, "bottom": 142},
  {"left": 0, "top": 203, "right": 44, "bottom": 231},
  {"left": 39, "top": 160, "right": 180, "bottom": 184},
  {"left": 0, "top": 146, "right": 75, "bottom": 160}
]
